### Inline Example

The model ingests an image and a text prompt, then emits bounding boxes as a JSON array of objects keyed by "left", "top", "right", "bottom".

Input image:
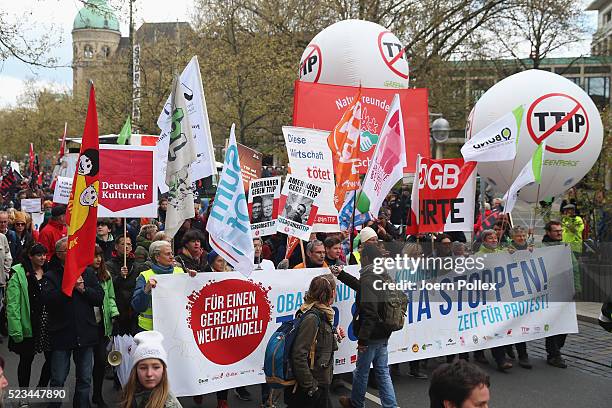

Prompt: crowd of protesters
[{"left": 0, "top": 165, "right": 607, "bottom": 408}]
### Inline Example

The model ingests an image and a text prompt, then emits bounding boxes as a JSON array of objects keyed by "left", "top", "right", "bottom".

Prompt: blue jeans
[
  {"left": 48, "top": 347, "right": 93, "bottom": 408},
  {"left": 351, "top": 340, "right": 397, "bottom": 408}
]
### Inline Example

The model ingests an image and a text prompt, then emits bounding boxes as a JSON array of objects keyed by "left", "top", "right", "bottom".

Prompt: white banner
[
  {"left": 53, "top": 176, "right": 73, "bottom": 205},
  {"left": 277, "top": 175, "right": 323, "bottom": 241},
  {"left": 20, "top": 198, "right": 41, "bottom": 213},
  {"left": 206, "top": 125, "right": 254, "bottom": 275},
  {"left": 154, "top": 245, "right": 577, "bottom": 396},
  {"left": 283, "top": 126, "right": 339, "bottom": 232},
  {"left": 248, "top": 177, "right": 281, "bottom": 238},
  {"left": 157, "top": 56, "right": 217, "bottom": 193}
]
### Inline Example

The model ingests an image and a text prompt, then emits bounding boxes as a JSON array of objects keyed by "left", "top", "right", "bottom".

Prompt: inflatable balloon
[
  {"left": 466, "top": 69, "right": 603, "bottom": 202},
  {"left": 299, "top": 19, "right": 409, "bottom": 89}
]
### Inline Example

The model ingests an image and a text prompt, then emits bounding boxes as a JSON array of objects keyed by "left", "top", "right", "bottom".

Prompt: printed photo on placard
[{"left": 248, "top": 177, "right": 281, "bottom": 237}]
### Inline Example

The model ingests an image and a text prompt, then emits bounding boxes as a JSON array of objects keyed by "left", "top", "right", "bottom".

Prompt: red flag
[
  {"left": 285, "top": 236, "right": 300, "bottom": 259},
  {"left": 29, "top": 143, "right": 35, "bottom": 173},
  {"left": 327, "top": 88, "right": 362, "bottom": 211},
  {"left": 58, "top": 122, "right": 68, "bottom": 160},
  {"left": 62, "top": 85, "right": 100, "bottom": 296}
]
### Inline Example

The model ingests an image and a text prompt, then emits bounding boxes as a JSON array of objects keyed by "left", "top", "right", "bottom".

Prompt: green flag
[
  {"left": 117, "top": 117, "right": 131, "bottom": 145},
  {"left": 531, "top": 142, "right": 544, "bottom": 183}
]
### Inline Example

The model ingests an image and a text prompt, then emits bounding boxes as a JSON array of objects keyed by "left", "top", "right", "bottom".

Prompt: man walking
[
  {"left": 334, "top": 243, "right": 398, "bottom": 408},
  {"left": 41, "top": 237, "right": 104, "bottom": 407}
]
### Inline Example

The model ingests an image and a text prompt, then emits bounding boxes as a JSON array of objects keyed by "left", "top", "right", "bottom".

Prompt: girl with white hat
[{"left": 122, "top": 331, "right": 182, "bottom": 408}]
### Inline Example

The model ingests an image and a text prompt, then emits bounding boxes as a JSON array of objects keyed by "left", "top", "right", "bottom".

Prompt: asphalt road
[{"left": 2, "top": 321, "right": 610, "bottom": 407}]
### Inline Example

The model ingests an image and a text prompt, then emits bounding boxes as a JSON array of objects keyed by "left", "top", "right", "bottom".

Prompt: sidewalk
[{"left": 576, "top": 301, "right": 602, "bottom": 324}]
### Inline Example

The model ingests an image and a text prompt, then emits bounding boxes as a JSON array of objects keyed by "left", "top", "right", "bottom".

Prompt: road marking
[{"left": 339, "top": 380, "right": 383, "bottom": 406}]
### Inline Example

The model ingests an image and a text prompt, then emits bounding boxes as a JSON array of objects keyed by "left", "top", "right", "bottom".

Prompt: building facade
[{"left": 588, "top": 0, "right": 612, "bottom": 55}]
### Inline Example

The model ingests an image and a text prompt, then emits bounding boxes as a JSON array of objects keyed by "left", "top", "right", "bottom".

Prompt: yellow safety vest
[
  {"left": 137, "top": 267, "right": 184, "bottom": 331},
  {"left": 352, "top": 250, "right": 361, "bottom": 264}
]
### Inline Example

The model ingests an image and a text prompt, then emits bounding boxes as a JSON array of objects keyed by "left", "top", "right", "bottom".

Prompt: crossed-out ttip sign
[{"left": 526, "top": 93, "right": 590, "bottom": 154}]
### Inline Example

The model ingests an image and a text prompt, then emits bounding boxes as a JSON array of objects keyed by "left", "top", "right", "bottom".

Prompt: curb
[{"left": 577, "top": 313, "right": 599, "bottom": 325}]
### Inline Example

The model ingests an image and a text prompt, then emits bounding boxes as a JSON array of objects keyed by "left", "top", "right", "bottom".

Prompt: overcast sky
[
  {"left": 0, "top": 0, "right": 191, "bottom": 107},
  {"left": 0, "top": 0, "right": 598, "bottom": 108}
]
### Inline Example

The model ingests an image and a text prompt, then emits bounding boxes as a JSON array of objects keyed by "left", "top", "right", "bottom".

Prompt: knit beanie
[
  {"left": 130, "top": 331, "right": 168, "bottom": 368},
  {"left": 207, "top": 249, "right": 219, "bottom": 265},
  {"left": 359, "top": 227, "right": 378, "bottom": 243}
]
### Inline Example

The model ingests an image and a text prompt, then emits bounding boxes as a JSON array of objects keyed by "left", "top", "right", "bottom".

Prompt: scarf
[
  {"left": 299, "top": 301, "right": 335, "bottom": 325},
  {"left": 151, "top": 262, "right": 174, "bottom": 275}
]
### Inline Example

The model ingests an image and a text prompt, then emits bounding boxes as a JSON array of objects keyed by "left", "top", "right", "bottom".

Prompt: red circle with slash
[
  {"left": 299, "top": 44, "right": 322, "bottom": 83},
  {"left": 377, "top": 31, "right": 408, "bottom": 79},
  {"left": 526, "top": 93, "right": 589, "bottom": 154}
]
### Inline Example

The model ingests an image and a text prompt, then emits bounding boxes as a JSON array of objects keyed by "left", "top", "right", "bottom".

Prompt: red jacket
[{"left": 38, "top": 219, "right": 67, "bottom": 260}]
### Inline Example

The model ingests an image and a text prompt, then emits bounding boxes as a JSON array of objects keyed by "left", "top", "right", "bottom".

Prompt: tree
[{"left": 0, "top": 7, "right": 60, "bottom": 67}]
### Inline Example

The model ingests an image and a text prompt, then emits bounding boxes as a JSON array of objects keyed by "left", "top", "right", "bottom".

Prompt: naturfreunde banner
[{"left": 154, "top": 245, "right": 577, "bottom": 396}]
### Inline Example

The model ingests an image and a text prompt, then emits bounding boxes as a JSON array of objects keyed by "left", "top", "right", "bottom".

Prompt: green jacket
[
  {"left": 6, "top": 264, "right": 32, "bottom": 343},
  {"left": 562, "top": 216, "right": 584, "bottom": 253},
  {"left": 100, "top": 277, "right": 120, "bottom": 337}
]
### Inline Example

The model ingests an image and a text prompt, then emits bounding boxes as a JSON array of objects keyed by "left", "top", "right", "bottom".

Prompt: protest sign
[
  {"left": 276, "top": 175, "right": 323, "bottom": 240},
  {"left": 415, "top": 158, "right": 477, "bottom": 233},
  {"left": 154, "top": 245, "right": 577, "bottom": 396},
  {"left": 283, "top": 126, "right": 339, "bottom": 231},
  {"left": 238, "top": 143, "right": 263, "bottom": 193},
  {"left": 20, "top": 198, "right": 41, "bottom": 213},
  {"left": 248, "top": 177, "right": 281, "bottom": 237},
  {"left": 31, "top": 212, "right": 44, "bottom": 231},
  {"left": 53, "top": 176, "right": 73, "bottom": 205},
  {"left": 293, "top": 81, "right": 430, "bottom": 173},
  {"left": 98, "top": 145, "right": 158, "bottom": 218}
]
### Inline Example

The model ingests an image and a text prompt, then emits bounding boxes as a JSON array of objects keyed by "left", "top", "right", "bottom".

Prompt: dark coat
[
  {"left": 291, "top": 307, "right": 337, "bottom": 390},
  {"left": 41, "top": 257, "right": 104, "bottom": 350},
  {"left": 111, "top": 258, "right": 139, "bottom": 336},
  {"left": 337, "top": 265, "right": 392, "bottom": 345}
]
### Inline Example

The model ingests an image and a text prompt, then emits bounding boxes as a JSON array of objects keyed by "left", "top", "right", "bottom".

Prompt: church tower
[{"left": 72, "top": 0, "right": 121, "bottom": 96}]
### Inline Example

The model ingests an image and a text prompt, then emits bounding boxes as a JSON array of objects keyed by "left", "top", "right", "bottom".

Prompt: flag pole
[
  {"left": 299, "top": 239, "right": 306, "bottom": 266},
  {"left": 349, "top": 190, "right": 357, "bottom": 253},
  {"left": 123, "top": 218, "right": 127, "bottom": 269}
]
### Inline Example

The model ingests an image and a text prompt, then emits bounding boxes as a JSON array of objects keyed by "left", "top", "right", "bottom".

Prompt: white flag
[
  {"left": 156, "top": 56, "right": 217, "bottom": 193},
  {"left": 164, "top": 75, "right": 198, "bottom": 239},
  {"left": 406, "top": 154, "right": 421, "bottom": 235},
  {"left": 461, "top": 105, "right": 524, "bottom": 162},
  {"left": 356, "top": 94, "right": 406, "bottom": 218},
  {"left": 503, "top": 142, "right": 546, "bottom": 214},
  {"left": 206, "top": 124, "right": 255, "bottom": 275}
]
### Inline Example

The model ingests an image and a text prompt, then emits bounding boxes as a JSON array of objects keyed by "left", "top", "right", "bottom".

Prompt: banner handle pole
[
  {"left": 349, "top": 190, "right": 358, "bottom": 254},
  {"left": 530, "top": 183, "right": 542, "bottom": 241},
  {"left": 299, "top": 239, "right": 306, "bottom": 266},
  {"left": 123, "top": 218, "right": 127, "bottom": 269}
]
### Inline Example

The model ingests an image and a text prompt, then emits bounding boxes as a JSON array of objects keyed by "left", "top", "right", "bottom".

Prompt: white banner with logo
[
  {"left": 154, "top": 245, "right": 577, "bottom": 396},
  {"left": 283, "top": 126, "right": 339, "bottom": 232}
]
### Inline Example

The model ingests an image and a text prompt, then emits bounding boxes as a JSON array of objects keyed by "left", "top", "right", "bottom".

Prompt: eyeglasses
[
  {"left": 15, "top": 222, "right": 26, "bottom": 226},
  {"left": 550, "top": 229, "right": 563, "bottom": 233}
]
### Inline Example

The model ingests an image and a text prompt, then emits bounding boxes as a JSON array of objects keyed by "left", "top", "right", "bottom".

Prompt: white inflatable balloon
[
  {"left": 299, "top": 19, "right": 409, "bottom": 89},
  {"left": 467, "top": 69, "right": 603, "bottom": 202}
]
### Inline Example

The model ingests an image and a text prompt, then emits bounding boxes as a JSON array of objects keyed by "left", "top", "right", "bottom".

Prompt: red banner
[
  {"left": 98, "top": 145, "right": 157, "bottom": 218},
  {"left": 416, "top": 158, "right": 477, "bottom": 233},
  {"left": 237, "top": 143, "right": 263, "bottom": 193},
  {"left": 293, "top": 81, "right": 430, "bottom": 173}
]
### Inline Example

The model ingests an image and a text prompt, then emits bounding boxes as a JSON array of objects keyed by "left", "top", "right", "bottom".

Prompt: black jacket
[
  {"left": 111, "top": 258, "right": 139, "bottom": 336},
  {"left": 41, "top": 257, "right": 104, "bottom": 350},
  {"left": 337, "top": 265, "right": 392, "bottom": 345}
]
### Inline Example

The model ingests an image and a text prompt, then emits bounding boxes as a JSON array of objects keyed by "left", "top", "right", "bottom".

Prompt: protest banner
[
  {"left": 97, "top": 145, "right": 158, "bottom": 218},
  {"left": 248, "top": 177, "right": 281, "bottom": 237},
  {"left": 416, "top": 158, "right": 477, "bottom": 233},
  {"left": 293, "top": 81, "right": 430, "bottom": 173},
  {"left": 20, "top": 198, "right": 41, "bottom": 213},
  {"left": 276, "top": 175, "right": 323, "bottom": 240},
  {"left": 238, "top": 143, "right": 263, "bottom": 193},
  {"left": 52, "top": 176, "right": 73, "bottom": 205},
  {"left": 156, "top": 56, "right": 217, "bottom": 193},
  {"left": 283, "top": 126, "right": 339, "bottom": 231},
  {"left": 31, "top": 212, "right": 44, "bottom": 232},
  {"left": 154, "top": 245, "right": 577, "bottom": 396}
]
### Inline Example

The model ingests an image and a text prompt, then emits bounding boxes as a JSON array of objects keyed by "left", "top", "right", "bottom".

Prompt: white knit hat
[
  {"left": 359, "top": 227, "right": 378, "bottom": 243},
  {"left": 131, "top": 331, "right": 168, "bottom": 368}
]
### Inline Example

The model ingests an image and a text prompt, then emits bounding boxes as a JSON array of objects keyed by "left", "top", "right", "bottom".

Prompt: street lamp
[
  {"left": 431, "top": 117, "right": 450, "bottom": 143},
  {"left": 430, "top": 116, "right": 450, "bottom": 158}
]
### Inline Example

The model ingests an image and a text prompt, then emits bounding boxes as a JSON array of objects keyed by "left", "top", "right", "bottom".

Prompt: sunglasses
[{"left": 15, "top": 222, "right": 26, "bottom": 226}]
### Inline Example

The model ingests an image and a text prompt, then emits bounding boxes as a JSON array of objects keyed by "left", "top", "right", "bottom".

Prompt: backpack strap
[{"left": 302, "top": 309, "right": 324, "bottom": 370}]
